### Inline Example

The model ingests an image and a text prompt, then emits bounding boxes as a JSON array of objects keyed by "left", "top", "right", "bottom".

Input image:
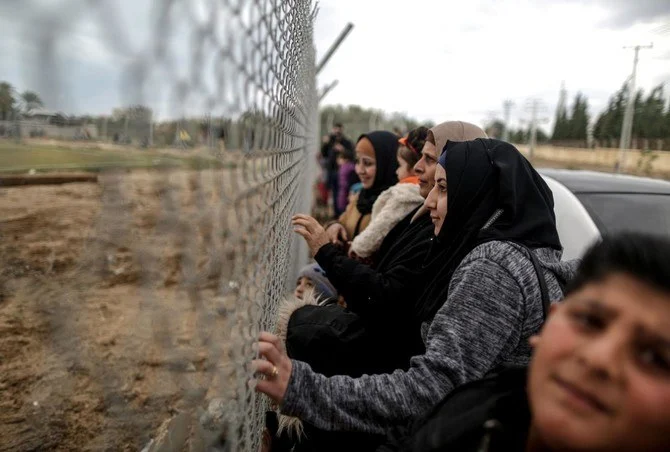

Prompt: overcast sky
[
  {"left": 314, "top": 0, "right": 670, "bottom": 131},
  {"left": 1, "top": 0, "right": 668, "bottom": 132}
]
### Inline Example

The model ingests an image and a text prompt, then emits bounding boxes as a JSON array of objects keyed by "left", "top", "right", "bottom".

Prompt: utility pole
[
  {"left": 586, "top": 118, "right": 594, "bottom": 149},
  {"left": 369, "top": 111, "right": 379, "bottom": 132},
  {"left": 502, "top": 100, "right": 514, "bottom": 142},
  {"left": 123, "top": 114, "right": 129, "bottom": 142},
  {"left": 617, "top": 43, "right": 653, "bottom": 173},
  {"left": 524, "top": 98, "right": 549, "bottom": 162},
  {"left": 556, "top": 81, "right": 567, "bottom": 119},
  {"left": 529, "top": 99, "right": 538, "bottom": 161},
  {"left": 148, "top": 110, "right": 154, "bottom": 147}
]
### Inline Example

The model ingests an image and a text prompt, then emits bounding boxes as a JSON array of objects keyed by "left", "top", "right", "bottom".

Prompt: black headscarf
[
  {"left": 413, "top": 138, "right": 562, "bottom": 323},
  {"left": 355, "top": 131, "right": 399, "bottom": 215}
]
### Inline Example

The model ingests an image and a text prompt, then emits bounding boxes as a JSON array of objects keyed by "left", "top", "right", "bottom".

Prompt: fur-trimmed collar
[{"left": 273, "top": 289, "right": 323, "bottom": 441}]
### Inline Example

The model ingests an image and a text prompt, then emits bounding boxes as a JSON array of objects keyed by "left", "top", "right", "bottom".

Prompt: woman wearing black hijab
[
  {"left": 255, "top": 139, "right": 579, "bottom": 438},
  {"left": 326, "top": 131, "right": 399, "bottom": 245}
]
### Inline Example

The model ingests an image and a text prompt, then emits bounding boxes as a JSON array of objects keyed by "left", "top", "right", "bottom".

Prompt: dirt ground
[{"left": 0, "top": 169, "right": 265, "bottom": 451}]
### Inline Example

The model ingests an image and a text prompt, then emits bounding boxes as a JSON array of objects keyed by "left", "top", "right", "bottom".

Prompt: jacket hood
[{"left": 535, "top": 247, "right": 580, "bottom": 290}]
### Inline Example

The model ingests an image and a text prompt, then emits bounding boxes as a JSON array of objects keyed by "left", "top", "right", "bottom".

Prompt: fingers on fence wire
[{"left": 259, "top": 332, "right": 284, "bottom": 351}]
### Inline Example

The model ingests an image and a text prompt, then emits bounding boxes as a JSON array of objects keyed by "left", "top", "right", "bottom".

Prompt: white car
[{"left": 540, "top": 169, "right": 670, "bottom": 261}]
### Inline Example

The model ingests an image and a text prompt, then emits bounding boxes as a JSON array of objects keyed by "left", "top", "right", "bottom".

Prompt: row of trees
[
  {"left": 483, "top": 120, "right": 549, "bottom": 144},
  {"left": 319, "top": 105, "right": 433, "bottom": 141},
  {"left": 0, "top": 81, "right": 44, "bottom": 120},
  {"left": 322, "top": 105, "right": 554, "bottom": 148},
  {"left": 550, "top": 83, "right": 670, "bottom": 147},
  {"left": 552, "top": 93, "right": 589, "bottom": 141},
  {"left": 594, "top": 83, "right": 670, "bottom": 141},
  {"left": 509, "top": 128, "right": 549, "bottom": 144}
]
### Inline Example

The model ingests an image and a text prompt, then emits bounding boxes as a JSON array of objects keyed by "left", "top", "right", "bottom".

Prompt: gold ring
[{"left": 270, "top": 366, "right": 279, "bottom": 379}]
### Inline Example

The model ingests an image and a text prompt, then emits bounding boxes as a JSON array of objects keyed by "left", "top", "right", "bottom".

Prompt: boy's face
[{"left": 528, "top": 273, "right": 670, "bottom": 451}]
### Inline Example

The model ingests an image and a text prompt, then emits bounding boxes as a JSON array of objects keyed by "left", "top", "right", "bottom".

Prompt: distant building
[
  {"left": 1, "top": 108, "right": 98, "bottom": 139},
  {"left": 23, "top": 107, "right": 69, "bottom": 125}
]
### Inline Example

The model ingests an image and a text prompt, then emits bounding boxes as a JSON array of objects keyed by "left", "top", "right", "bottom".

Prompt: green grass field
[{"left": 0, "top": 140, "right": 227, "bottom": 173}]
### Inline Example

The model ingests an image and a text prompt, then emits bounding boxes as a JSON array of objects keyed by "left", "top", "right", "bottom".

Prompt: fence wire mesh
[{"left": 0, "top": 0, "right": 317, "bottom": 450}]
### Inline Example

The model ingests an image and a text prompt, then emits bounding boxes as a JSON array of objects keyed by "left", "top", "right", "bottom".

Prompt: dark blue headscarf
[{"left": 415, "top": 138, "right": 561, "bottom": 322}]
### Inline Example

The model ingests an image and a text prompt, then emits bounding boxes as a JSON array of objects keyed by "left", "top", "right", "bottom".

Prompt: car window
[{"left": 576, "top": 193, "right": 670, "bottom": 236}]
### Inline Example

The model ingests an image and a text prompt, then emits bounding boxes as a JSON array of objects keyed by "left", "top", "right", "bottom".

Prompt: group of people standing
[
  {"left": 319, "top": 123, "right": 356, "bottom": 218},
  {"left": 248, "top": 120, "right": 670, "bottom": 452}
]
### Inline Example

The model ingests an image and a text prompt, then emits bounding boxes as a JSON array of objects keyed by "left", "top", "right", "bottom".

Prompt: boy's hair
[
  {"left": 566, "top": 232, "right": 670, "bottom": 296},
  {"left": 398, "top": 126, "right": 430, "bottom": 169}
]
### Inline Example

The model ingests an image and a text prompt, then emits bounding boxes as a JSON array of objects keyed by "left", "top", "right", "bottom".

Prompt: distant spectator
[
  {"left": 336, "top": 147, "right": 359, "bottom": 217},
  {"left": 321, "top": 123, "right": 354, "bottom": 217},
  {"left": 293, "top": 263, "right": 338, "bottom": 305}
]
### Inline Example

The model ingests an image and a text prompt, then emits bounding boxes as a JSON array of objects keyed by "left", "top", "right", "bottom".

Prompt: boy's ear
[
  {"left": 530, "top": 302, "right": 561, "bottom": 348},
  {"left": 529, "top": 335, "right": 540, "bottom": 348}
]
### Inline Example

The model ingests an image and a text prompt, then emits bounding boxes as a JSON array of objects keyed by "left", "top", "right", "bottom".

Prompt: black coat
[
  {"left": 274, "top": 209, "right": 435, "bottom": 452},
  {"left": 310, "top": 206, "right": 435, "bottom": 371},
  {"left": 378, "top": 367, "right": 530, "bottom": 452}
]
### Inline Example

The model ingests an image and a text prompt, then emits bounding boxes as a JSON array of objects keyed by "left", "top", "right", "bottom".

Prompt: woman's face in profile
[
  {"left": 424, "top": 164, "right": 447, "bottom": 235},
  {"left": 355, "top": 137, "right": 376, "bottom": 189}
]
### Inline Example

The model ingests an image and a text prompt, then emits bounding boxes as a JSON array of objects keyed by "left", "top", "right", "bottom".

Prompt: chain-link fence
[{"left": 0, "top": 1, "right": 317, "bottom": 450}]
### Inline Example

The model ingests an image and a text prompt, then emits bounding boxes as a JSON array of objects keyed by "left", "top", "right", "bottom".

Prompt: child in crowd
[
  {"left": 294, "top": 263, "right": 338, "bottom": 305},
  {"left": 336, "top": 148, "right": 358, "bottom": 217},
  {"left": 391, "top": 232, "right": 670, "bottom": 452},
  {"left": 263, "top": 264, "right": 339, "bottom": 452},
  {"left": 348, "top": 127, "right": 428, "bottom": 260}
]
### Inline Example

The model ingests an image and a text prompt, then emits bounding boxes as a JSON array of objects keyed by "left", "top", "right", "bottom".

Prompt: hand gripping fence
[{"left": 0, "top": 0, "right": 318, "bottom": 450}]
